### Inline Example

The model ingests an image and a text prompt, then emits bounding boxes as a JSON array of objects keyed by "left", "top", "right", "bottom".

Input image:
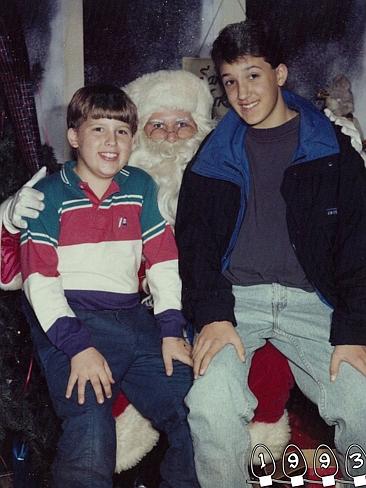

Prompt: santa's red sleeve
[{"left": 0, "top": 199, "right": 22, "bottom": 290}]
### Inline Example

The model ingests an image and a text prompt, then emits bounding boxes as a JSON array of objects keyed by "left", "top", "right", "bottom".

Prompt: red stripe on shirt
[
  {"left": 21, "top": 240, "right": 59, "bottom": 281},
  {"left": 58, "top": 205, "right": 142, "bottom": 246}
]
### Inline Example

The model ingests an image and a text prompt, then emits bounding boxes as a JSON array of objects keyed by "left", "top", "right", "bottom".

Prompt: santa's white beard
[{"left": 128, "top": 129, "right": 206, "bottom": 226}]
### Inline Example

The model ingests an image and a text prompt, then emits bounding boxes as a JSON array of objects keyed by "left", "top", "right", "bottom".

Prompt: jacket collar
[{"left": 192, "top": 89, "right": 340, "bottom": 184}]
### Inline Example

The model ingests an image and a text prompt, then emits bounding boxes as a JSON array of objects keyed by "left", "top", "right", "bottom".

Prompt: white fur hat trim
[{"left": 124, "top": 70, "right": 213, "bottom": 125}]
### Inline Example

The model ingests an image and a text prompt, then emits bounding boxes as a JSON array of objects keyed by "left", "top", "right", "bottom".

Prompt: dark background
[
  {"left": 246, "top": 0, "right": 366, "bottom": 101},
  {"left": 83, "top": 0, "right": 202, "bottom": 86},
  {"left": 81, "top": 0, "right": 366, "bottom": 106},
  {"left": 14, "top": 0, "right": 366, "bottom": 107}
]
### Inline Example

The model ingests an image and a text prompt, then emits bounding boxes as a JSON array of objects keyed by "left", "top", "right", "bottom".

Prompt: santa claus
[
  {"left": 0, "top": 70, "right": 293, "bottom": 475},
  {"left": 118, "top": 69, "right": 293, "bottom": 471}
]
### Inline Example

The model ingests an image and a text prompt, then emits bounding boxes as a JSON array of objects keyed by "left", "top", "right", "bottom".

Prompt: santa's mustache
[{"left": 140, "top": 133, "right": 203, "bottom": 161}]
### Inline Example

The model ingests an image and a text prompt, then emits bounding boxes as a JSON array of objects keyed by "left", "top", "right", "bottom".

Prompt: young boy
[
  {"left": 20, "top": 84, "right": 199, "bottom": 488},
  {"left": 175, "top": 20, "right": 366, "bottom": 488}
]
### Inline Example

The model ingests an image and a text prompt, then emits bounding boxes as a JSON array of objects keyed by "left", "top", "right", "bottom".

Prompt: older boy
[
  {"left": 175, "top": 20, "right": 366, "bottom": 488},
  {"left": 20, "top": 84, "right": 199, "bottom": 488}
]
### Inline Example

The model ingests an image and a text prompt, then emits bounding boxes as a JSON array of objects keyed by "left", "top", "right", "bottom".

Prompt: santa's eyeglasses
[{"left": 145, "top": 119, "right": 197, "bottom": 141}]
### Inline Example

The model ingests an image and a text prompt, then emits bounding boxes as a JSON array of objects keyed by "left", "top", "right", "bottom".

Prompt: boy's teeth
[
  {"left": 243, "top": 102, "right": 258, "bottom": 109},
  {"left": 101, "top": 152, "right": 118, "bottom": 159}
]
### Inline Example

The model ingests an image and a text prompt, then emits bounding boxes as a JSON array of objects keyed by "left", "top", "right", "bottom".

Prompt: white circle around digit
[
  {"left": 313, "top": 444, "right": 339, "bottom": 479},
  {"left": 345, "top": 444, "right": 366, "bottom": 479},
  {"left": 250, "top": 444, "right": 276, "bottom": 479}
]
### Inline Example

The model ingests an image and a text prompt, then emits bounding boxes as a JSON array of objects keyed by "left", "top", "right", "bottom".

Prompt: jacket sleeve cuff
[
  {"left": 330, "top": 311, "right": 366, "bottom": 345},
  {"left": 190, "top": 293, "right": 237, "bottom": 332},
  {"left": 155, "top": 309, "right": 186, "bottom": 338}
]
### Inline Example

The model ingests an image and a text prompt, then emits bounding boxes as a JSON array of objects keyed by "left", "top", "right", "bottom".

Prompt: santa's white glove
[
  {"left": 324, "top": 108, "right": 366, "bottom": 164},
  {"left": 3, "top": 167, "right": 46, "bottom": 233}
]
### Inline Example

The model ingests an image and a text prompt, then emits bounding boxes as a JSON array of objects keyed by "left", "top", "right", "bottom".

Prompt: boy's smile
[
  {"left": 67, "top": 117, "right": 134, "bottom": 196},
  {"left": 220, "top": 56, "right": 296, "bottom": 129}
]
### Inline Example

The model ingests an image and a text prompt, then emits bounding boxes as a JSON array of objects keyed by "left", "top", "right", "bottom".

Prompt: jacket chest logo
[{"left": 326, "top": 207, "right": 337, "bottom": 216}]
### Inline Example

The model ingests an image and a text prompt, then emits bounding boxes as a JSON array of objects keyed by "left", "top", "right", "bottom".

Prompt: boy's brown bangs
[
  {"left": 89, "top": 106, "right": 131, "bottom": 122},
  {"left": 87, "top": 105, "right": 137, "bottom": 134},
  {"left": 67, "top": 85, "right": 138, "bottom": 134}
]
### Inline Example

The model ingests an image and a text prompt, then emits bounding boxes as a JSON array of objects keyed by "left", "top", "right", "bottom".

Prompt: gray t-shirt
[{"left": 225, "top": 115, "right": 313, "bottom": 291}]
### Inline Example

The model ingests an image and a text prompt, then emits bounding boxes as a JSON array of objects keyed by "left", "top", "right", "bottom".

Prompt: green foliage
[
  {"left": 0, "top": 291, "right": 60, "bottom": 478},
  {"left": 0, "top": 115, "right": 59, "bottom": 480}
]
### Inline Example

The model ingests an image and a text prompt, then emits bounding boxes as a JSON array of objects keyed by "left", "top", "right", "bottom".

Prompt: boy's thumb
[
  {"left": 235, "top": 339, "right": 245, "bottom": 362},
  {"left": 163, "top": 354, "right": 173, "bottom": 376},
  {"left": 26, "top": 166, "right": 47, "bottom": 188},
  {"left": 330, "top": 354, "right": 340, "bottom": 382}
]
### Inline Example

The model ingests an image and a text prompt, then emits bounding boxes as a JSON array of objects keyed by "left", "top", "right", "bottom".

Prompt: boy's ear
[
  {"left": 67, "top": 128, "right": 79, "bottom": 148},
  {"left": 275, "top": 63, "right": 288, "bottom": 87}
]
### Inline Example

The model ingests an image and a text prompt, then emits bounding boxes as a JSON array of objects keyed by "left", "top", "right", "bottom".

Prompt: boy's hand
[
  {"left": 66, "top": 347, "right": 115, "bottom": 405},
  {"left": 192, "top": 321, "right": 245, "bottom": 379},
  {"left": 330, "top": 344, "right": 366, "bottom": 382},
  {"left": 162, "top": 337, "right": 193, "bottom": 376}
]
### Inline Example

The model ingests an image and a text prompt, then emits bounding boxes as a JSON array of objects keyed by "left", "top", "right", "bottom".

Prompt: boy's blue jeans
[
  {"left": 24, "top": 299, "right": 198, "bottom": 488},
  {"left": 186, "top": 284, "right": 366, "bottom": 488}
]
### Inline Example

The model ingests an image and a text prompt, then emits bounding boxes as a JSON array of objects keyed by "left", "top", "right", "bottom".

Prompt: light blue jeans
[{"left": 185, "top": 284, "right": 366, "bottom": 488}]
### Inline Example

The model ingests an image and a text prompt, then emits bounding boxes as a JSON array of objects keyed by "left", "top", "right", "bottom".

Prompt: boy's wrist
[
  {"left": 161, "top": 330, "right": 183, "bottom": 339},
  {"left": 65, "top": 339, "right": 94, "bottom": 359}
]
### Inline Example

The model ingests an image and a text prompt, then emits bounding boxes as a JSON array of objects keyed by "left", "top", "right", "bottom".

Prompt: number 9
[
  {"left": 319, "top": 453, "right": 331, "bottom": 469},
  {"left": 288, "top": 453, "right": 299, "bottom": 469}
]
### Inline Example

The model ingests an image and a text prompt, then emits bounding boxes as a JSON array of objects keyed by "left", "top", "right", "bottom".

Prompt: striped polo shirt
[{"left": 20, "top": 161, "right": 185, "bottom": 357}]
